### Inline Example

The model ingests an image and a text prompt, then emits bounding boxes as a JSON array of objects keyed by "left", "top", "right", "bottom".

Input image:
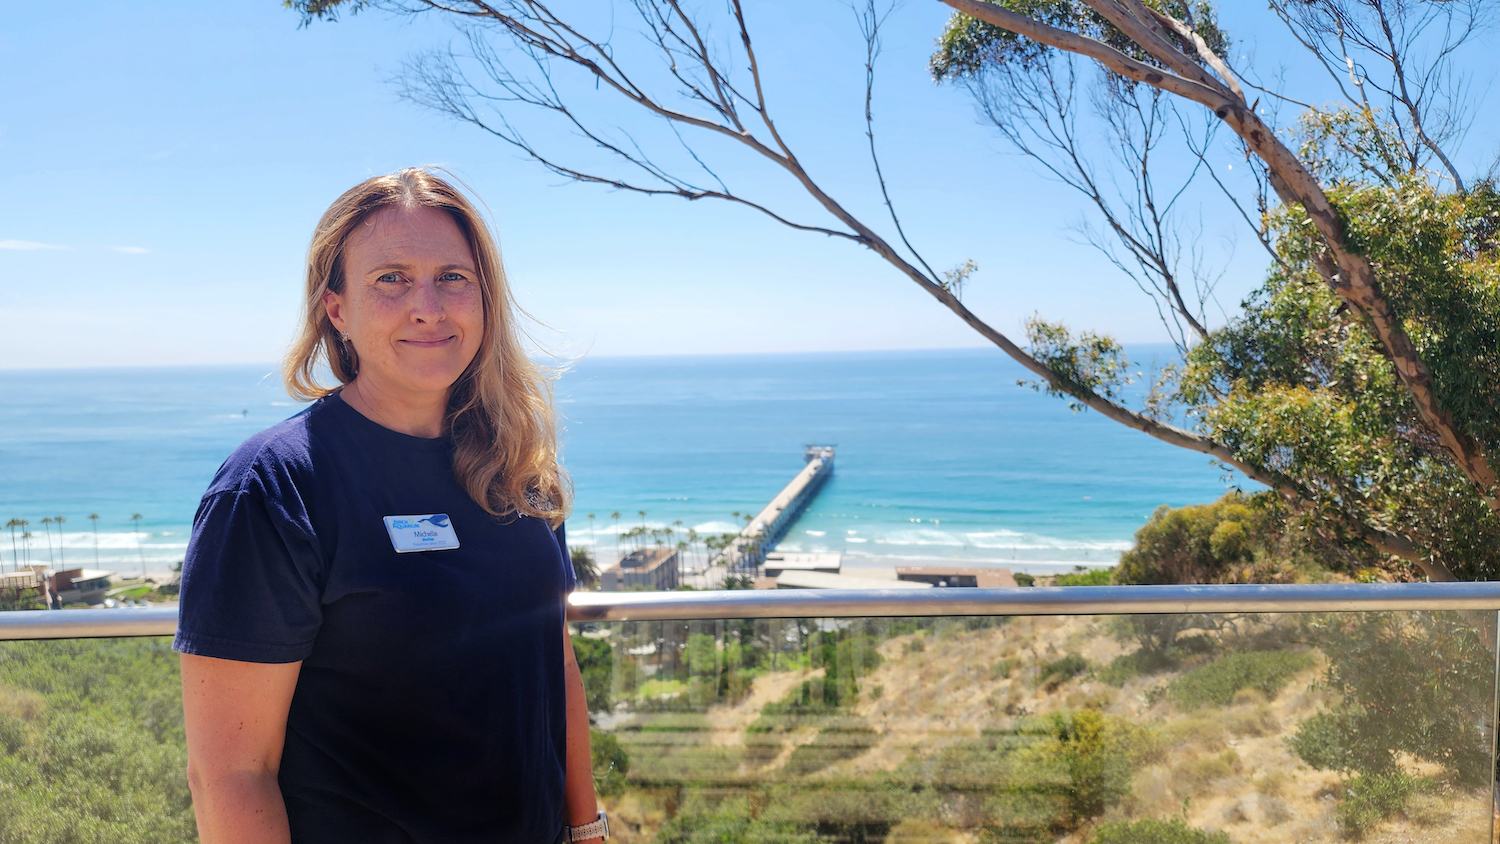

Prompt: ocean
[{"left": 0, "top": 348, "right": 1245, "bottom": 578}]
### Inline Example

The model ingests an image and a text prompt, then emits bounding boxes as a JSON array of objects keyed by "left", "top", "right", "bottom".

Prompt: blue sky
[{"left": 3, "top": 2, "right": 1496, "bottom": 369}]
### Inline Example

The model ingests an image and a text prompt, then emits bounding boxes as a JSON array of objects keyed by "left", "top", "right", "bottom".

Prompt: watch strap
[{"left": 567, "top": 812, "right": 609, "bottom": 841}]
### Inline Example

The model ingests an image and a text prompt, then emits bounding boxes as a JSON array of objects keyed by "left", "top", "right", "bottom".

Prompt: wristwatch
[{"left": 565, "top": 812, "right": 609, "bottom": 841}]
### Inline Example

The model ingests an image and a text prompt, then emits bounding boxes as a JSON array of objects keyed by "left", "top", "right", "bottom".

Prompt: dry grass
[{"left": 0, "top": 685, "right": 45, "bottom": 720}]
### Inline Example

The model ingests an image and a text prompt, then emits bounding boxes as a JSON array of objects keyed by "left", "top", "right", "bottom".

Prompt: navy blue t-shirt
[{"left": 174, "top": 393, "right": 575, "bottom": 843}]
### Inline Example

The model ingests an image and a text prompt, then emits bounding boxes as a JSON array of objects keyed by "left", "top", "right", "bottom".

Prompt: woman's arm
[
  {"left": 562, "top": 624, "right": 604, "bottom": 843},
  {"left": 181, "top": 653, "right": 302, "bottom": 844}
]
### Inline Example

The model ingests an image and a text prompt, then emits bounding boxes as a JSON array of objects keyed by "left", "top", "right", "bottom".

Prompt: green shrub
[
  {"left": 590, "top": 729, "right": 630, "bottom": 798},
  {"left": 0, "top": 639, "right": 196, "bottom": 843},
  {"left": 1037, "top": 654, "right": 1088, "bottom": 691},
  {"left": 1053, "top": 568, "right": 1113, "bottom": 586},
  {"left": 1115, "top": 494, "right": 1264, "bottom": 584},
  {"left": 1336, "top": 772, "right": 1418, "bottom": 839},
  {"left": 1098, "top": 649, "right": 1173, "bottom": 686},
  {"left": 992, "top": 658, "right": 1017, "bottom": 680},
  {"left": 1167, "top": 650, "right": 1314, "bottom": 709},
  {"left": 1289, "top": 709, "right": 1396, "bottom": 775},
  {"left": 782, "top": 717, "right": 878, "bottom": 776},
  {"left": 1089, "top": 817, "right": 1229, "bottom": 844},
  {"left": 571, "top": 634, "right": 615, "bottom": 713},
  {"left": 655, "top": 806, "right": 831, "bottom": 844},
  {"left": 0, "top": 590, "right": 46, "bottom": 612},
  {"left": 1297, "top": 612, "right": 1495, "bottom": 787},
  {"left": 1038, "top": 710, "right": 1136, "bottom": 823},
  {"left": 0, "top": 712, "right": 26, "bottom": 755},
  {"left": 1013, "top": 572, "right": 1036, "bottom": 587}
]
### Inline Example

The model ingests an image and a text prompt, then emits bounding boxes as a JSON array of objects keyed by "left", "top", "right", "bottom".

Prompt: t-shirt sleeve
[
  {"left": 554, "top": 522, "right": 577, "bottom": 594},
  {"left": 173, "top": 488, "right": 325, "bottom": 663}
]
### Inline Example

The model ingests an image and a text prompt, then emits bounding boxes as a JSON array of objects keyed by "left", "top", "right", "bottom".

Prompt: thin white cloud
[
  {"left": 0, "top": 239, "right": 69, "bottom": 251},
  {"left": 109, "top": 246, "right": 150, "bottom": 254}
]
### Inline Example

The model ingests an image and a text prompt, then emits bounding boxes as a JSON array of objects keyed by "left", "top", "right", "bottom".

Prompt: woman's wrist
[{"left": 564, "top": 809, "right": 607, "bottom": 842}]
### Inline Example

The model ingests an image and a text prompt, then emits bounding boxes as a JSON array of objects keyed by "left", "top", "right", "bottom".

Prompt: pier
[{"left": 697, "top": 445, "right": 835, "bottom": 587}]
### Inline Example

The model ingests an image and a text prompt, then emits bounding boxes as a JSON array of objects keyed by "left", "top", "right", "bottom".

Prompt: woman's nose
[{"left": 409, "top": 278, "right": 445, "bottom": 322}]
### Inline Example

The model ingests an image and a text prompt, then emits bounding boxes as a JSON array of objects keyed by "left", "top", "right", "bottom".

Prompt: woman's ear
[{"left": 323, "top": 289, "right": 347, "bottom": 334}]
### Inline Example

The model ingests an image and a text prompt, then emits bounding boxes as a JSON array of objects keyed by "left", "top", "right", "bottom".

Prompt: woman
[{"left": 174, "top": 169, "right": 606, "bottom": 844}]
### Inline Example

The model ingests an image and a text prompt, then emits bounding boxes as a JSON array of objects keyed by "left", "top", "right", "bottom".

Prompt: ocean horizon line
[{"left": 0, "top": 342, "right": 1188, "bottom": 375}]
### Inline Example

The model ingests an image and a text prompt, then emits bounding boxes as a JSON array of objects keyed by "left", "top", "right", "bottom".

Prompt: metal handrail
[
  {"left": 3, "top": 582, "right": 1500, "bottom": 640},
  {"left": 570, "top": 582, "right": 1500, "bottom": 621}
]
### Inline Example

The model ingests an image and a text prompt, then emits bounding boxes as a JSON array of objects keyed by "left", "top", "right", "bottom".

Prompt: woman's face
[{"left": 324, "top": 205, "right": 485, "bottom": 402}]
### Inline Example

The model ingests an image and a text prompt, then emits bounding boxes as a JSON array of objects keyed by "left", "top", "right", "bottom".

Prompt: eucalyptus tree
[
  {"left": 929, "top": 0, "right": 1497, "bottom": 581},
  {"left": 287, "top": 0, "right": 1498, "bottom": 580}
]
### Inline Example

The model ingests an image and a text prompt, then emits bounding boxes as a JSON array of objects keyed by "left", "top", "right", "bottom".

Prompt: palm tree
[
  {"left": 40, "top": 517, "right": 55, "bottom": 566},
  {"left": 569, "top": 547, "right": 600, "bottom": 591},
  {"left": 88, "top": 514, "right": 100, "bottom": 565},
  {"left": 586, "top": 513, "right": 596, "bottom": 549},
  {"left": 16, "top": 520, "right": 28, "bottom": 566},
  {"left": 53, "top": 515, "right": 66, "bottom": 567},
  {"left": 131, "top": 513, "right": 145, "bottom": 578},
  {"left": 610, "top": 511, "right": 621, "bottom": 561},
  {"left": 637, "top": 510, "right": 647, "bottom": 529},
  {"left": 5, "top": 519, "right": 20, "bottom": 573}
]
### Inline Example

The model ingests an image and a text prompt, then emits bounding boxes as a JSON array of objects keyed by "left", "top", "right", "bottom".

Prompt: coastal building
[
  {"left": 50, "top": 568, "right": 115, "bottom": 606},
  {"left": 601, "top": 547, "right": 680, "bottom": 592},
  {"left": 772, "top": 571, "right": 933, "bottom": 590},
  {"left": 0, "top": 566, "right": 47, "bottom": 603},
  {"left": 763, "top": 552, "right": 842, "bottom": 578},
  {"left": 895, "top": 566, "right": 1017, "bottom": 588}
]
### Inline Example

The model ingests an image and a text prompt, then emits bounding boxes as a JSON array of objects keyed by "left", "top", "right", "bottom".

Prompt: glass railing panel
[
  {"left": 576, "top": 612, "right": 1499, "bottom": 844},
  {"left": 0, "top": 610, "right": 1494, "bottom": 844}
]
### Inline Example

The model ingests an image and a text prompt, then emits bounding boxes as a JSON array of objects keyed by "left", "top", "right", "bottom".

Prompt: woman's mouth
[{"left": 399, "top": 336, "right": 457, "bottom": 348}]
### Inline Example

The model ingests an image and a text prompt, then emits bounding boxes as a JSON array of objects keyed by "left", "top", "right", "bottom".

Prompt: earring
[{"left": 340, "top": 331, "right": 350, "bottom": 342}]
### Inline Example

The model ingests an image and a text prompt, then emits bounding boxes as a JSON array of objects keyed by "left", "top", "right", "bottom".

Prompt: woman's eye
[{"left": 440, "top": 272, "right": 468, "bottom": 283}]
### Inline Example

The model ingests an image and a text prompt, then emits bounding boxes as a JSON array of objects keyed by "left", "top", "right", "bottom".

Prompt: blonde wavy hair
[{"left": 285, "top": 168, "right": 570, "bottom": 526}]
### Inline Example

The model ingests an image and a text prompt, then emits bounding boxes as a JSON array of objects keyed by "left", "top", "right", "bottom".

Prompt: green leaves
[
  {"left": 1175, "top": 173, "right": 1500, "bottom": 578},
  {"left": 1293, "top": 612, "right": 1494, "bottom": 787},
  {"left": 930, "top": 1, "right": 1230, "bottom": 82},
  {"left": 1022, "top": 317, "right": 1133, "bottom": 409}
]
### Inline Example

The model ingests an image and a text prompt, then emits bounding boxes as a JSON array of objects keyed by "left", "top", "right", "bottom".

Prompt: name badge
[{"left": 383, "top": 514, "right": 461, "bottom": 553}]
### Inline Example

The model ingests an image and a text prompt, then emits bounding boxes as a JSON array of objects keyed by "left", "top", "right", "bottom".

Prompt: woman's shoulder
[{"left": 203, "top": 400, "right": 333, "bottom": 500}]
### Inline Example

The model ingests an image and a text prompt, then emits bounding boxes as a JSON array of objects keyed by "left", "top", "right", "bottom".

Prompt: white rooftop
[
  {"left": 774, "top": 570, "right": 933, "bottom": 590},
  {"left": 763, "top": 552, "right": 842, "bottom": 572}
]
